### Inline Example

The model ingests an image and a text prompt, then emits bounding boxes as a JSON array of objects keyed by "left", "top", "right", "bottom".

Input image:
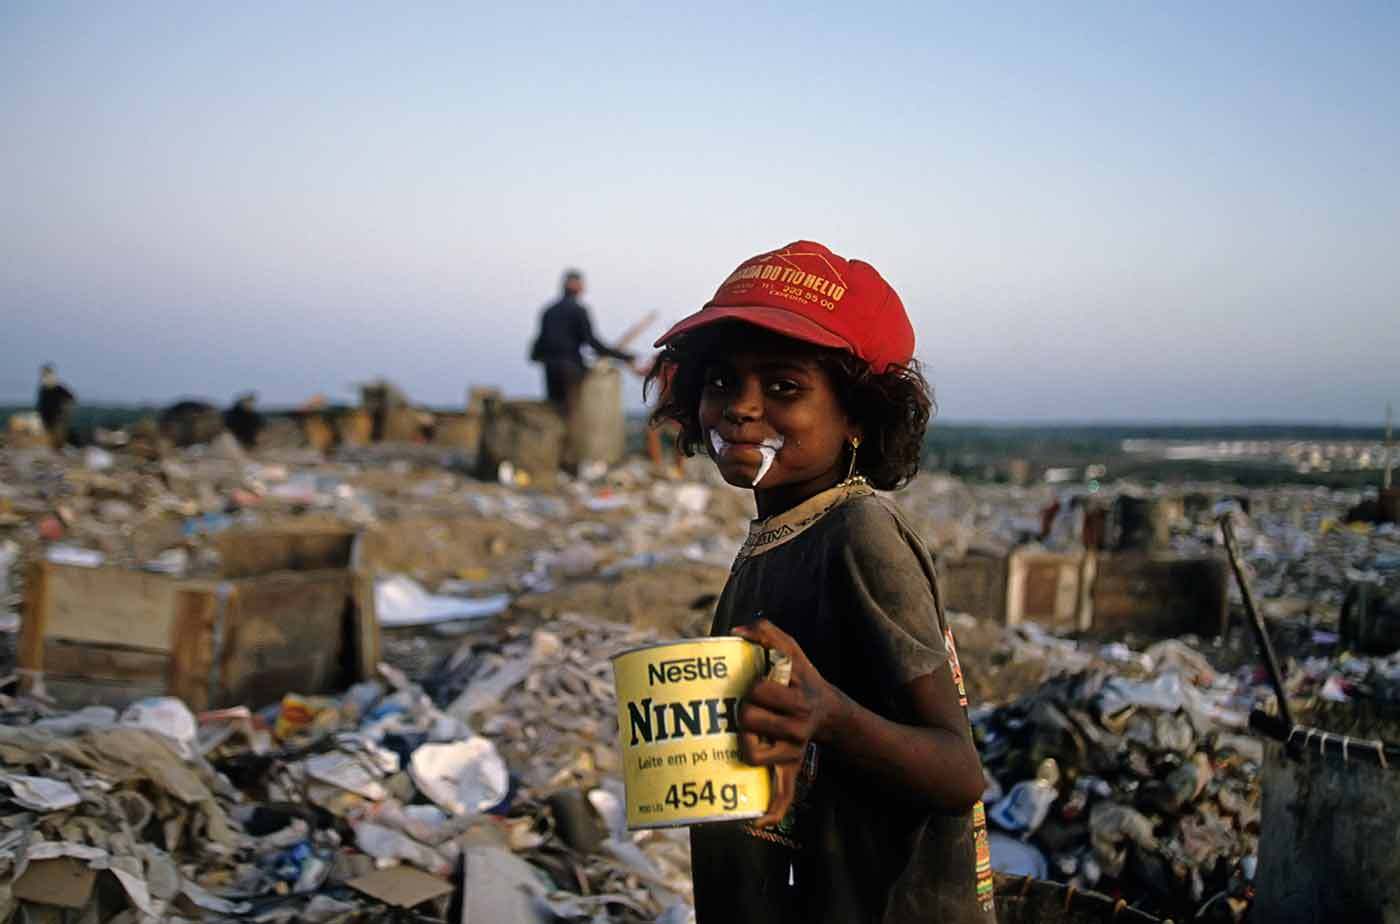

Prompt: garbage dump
[
  {"left": 966, "top": 600, "right": 1400, "bottom": 923},
  {"left": 972, "top": 626, "right": 1266, "bottom": 922},
  {"left": 3, "top": 431, "right": 1399, "bottom": 921},
  {"left": 0, "top": 614, "right": 693, "bottom": 923}
]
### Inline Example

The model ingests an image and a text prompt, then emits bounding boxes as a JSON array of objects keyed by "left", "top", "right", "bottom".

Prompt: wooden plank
[
  {"left": 382, "top": 406, "right": 425, "bottom": 442},
  {"left": 1075, "top": 550, "right": 1097, "bottom": 632},
  {"left": 42, "top": 564, "right": 178, "bottom": 652},
  {"left": 1090, "top": 553, "right": 1229, "bottom": 638},
  {"left": 167, "top": 587, "right": 220, "bottom": 711},
  {"left": 352, "top": 571, "right": 381, "bottom": 682},
  {"left": 42, "top": 640, "right": 169, "bottom": 685},
  {"left": 1023, "top": 562, "right": 1064, "bottom": 621},
  {"left": 213, "top": 527, "right": 355, "bottom": 579},
  {"left": 18, "top": 560, "right": 50, "bottom": 684},
  {"left": 939, "top": 553, "right": 1007, "bottom": 625},
  {"left": 337, "top": 408, "right": 374, "bottom": 447},
  {"left": 432, "top": 413, "right": 482, "bottom": 451},
  {"left": 43, "top": 676, "right": 167, "bottom": 709},
  {"left": 216, "top": 570, "right": 352, "bottom": 709},
  {"left": 1006, "top": 550, "right": 1083, "bottom": 628}
]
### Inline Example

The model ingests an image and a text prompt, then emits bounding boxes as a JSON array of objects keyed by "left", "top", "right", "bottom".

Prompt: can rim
[
  {"left": 610, "top": 635, "right": 760, "bottom": 662},
  {"left": 627, "top": 809, "right": 764, "bottom": 830}
]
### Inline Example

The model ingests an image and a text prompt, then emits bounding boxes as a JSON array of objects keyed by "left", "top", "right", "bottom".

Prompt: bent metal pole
[{"left": 1220, "top": 513, "right": 1296, "bottom": 730}]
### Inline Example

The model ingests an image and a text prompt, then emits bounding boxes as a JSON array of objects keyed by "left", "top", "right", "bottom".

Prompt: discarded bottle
[{"left": 988, "top": 758, "right": 1061, "bottom": 834}]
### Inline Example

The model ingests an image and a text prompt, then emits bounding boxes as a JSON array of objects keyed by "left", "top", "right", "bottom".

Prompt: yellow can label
[{"left": 612, "top": 638, "right": 770, "bottom": 829}]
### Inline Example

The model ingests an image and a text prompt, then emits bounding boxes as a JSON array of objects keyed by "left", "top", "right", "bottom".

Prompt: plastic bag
[
  {"left": 409, "top": 738, "right": 510, "bottom": 816},
  {"left": 120, "top": 697, "right": 198, "bottom": 761}
]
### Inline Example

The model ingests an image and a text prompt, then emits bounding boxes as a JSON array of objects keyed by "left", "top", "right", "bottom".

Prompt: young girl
[{"left": 648, "top": 242, "right": 995, "bottom": 923}]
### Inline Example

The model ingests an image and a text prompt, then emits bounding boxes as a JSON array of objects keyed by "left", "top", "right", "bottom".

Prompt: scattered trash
[
  {"left": 4, "top": 425, "right": 1393, "bottom": 922},
  {"left": 988, "top": 758, "right": 1060, "bottom": 834},
  {"left": 45, "top": 544, "right": 105, "bottom": 567},
  {"left": 347, "top": 865, "right": 455, "bottom": 908},
  {"left": 0, "top": 540, "right": 19, "bottom": 599},
  {"left": 352, "top": 821, "right": 456, "bottom": 876},
  {"left": 120, "top": 696, "right": 198, "bottom": 761},
  {"left": 457, "top": 845, "right": 551, "bottom": 923},
  {"left": 988, "top": 831, "right": 1049, "bottom": 879},
  {"left": 974, "top": 625, "right": 1271, "bottom": 921},
  {"left": 0, "top": 774, "right": 81, "bottom": 811},
  {"left": 12, "top": 856, "right": 98, "bottom": 908},
  {"left": 142, "top": 547, "right": 190, "bottom": 575},
  {"left": 304, "top": 740, "right": 400, "bottom": 800},
  {"left": 82, "top": 446, "right": 115, "bottom": 471},
  {"left": 375, "top": 574, "right": 512, "bottom": 627},
  {"left": 409, "top": 738, "right": 510, "bottom": 816}
]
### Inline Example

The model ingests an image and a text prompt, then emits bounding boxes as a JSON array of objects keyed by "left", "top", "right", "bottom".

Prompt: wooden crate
[
  {"left": 212, "top": 524, "right": 355, "bottom": 579},
  {"left": 19, "top": 562, "right": 378, "bottom": 711},
  {"left": 1005, "top": 549, "right": 1090, "bottom": 632},
  {"left": 355, "top": 516, "right": 529, "bottom": 583},
  {"left": 432, "top": 412, "right": 483, "bottom": 453},
  {"left": 381, "top": 407, "right": 426, "bottom": 443},
  {"left": 301, "top": 414, "right": 337, "bottom": 453},
  {"left": 938, "top": 551, "right": 1008, "bottom": 624},
  {"left": 338, "top": 408, "right": 374, "bottom": 447},
  {"left": 1089, "top": 552, "right": 1228, "bottom": 639}
]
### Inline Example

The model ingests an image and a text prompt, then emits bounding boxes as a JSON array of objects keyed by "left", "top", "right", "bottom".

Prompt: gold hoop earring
[{"left": 845, "top": 436, "right": 861, "bottom": 483}]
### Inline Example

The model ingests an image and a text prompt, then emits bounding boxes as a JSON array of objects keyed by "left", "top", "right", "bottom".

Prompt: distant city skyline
[{"left": 3, "top": 2, "right": 1397, "bottom": 422}]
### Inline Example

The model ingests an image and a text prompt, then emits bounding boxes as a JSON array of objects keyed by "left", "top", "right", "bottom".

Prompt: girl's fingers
[
  {"left": 738, "top": 701, "right": 806, "bottom": 742},
  {"left": 738, "top": 731, "right": 803, "bottom": 766},
  {"left": 744, "top": 679, "right": 807, "bottom": 712},
  {"left": 754, "top": 762, "right": 800, "bottom": 829}
]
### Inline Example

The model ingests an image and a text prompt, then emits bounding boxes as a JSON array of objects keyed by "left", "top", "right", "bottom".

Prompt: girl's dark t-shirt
[{"left": 690, "top": 482, "right": 995, "bottom": 924}]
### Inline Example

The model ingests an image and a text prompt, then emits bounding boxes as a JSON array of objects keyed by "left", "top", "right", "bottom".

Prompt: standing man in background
[
  {"left": 530, "top": 269, "right": 637, "bottom": 419},
  {"left": 36, "top": 364, "right": 76, "bottom": 451},
  {"left": 224, "top": 392, "right": 265, "bottom": 450}
]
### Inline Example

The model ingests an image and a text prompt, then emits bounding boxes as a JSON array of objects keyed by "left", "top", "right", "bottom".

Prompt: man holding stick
[{"left": 529, "top": 269, "right": 647, "bottom": 419}]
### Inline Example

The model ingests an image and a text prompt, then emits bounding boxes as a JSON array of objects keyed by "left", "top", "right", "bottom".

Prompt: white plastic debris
[
  {"left": 672, "top": 482, "right": 712, "bottom": 515},
  {"left": 358, "top": 801, "right": 456, "bottom": 846},
  {"left": 83, "top": 446, "right": 115, "bottom": 471},
  {"left": 0, "top": 774, "right": 82, "bottom": 811},
  {"left": 352, "top": 821, "right": 455, "bottom": 876},
  {"left": 120, "top": 697, "right": 198, "bottom": 761},
  {"left": 142, "top": 548, "right": 190, "bottom": 575},
  {"left": 0, "top": 540, "right": 18, "bottom": 597},
  {"left": 374, "top": 574, "right": 510, "bottom": 627},
  {"left": 181, "top": 880, "right": 254, "bottom": 915},
  {"left": 577, "top": 460, "right": 609, "bottom": 483},
  {"left": 302, "top": 895, "right": 362, "bottom": 923},
  {"left": 588, "top": 782, "right": 628, "bottom": 839},
  {"left": 305, "top": 743, "right": 400, "bottom": 801},
  {"left": 409, "top": 738, "right": 510, "bottom": 816},
  {"left": 45, "top": 545, "right": 105, "bottom": 568}
]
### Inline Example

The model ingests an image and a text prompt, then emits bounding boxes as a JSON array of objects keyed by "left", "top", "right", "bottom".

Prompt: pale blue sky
[{"left": 3, "top": 2, "right": 1397, "bottom": 421}]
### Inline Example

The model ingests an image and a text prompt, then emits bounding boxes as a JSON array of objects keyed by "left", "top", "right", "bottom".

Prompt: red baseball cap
[{"left": 654, "top": 240, "right": 915, "bottom": 373}]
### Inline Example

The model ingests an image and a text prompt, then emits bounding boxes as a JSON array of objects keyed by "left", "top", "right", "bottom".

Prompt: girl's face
[{"left": 697, "top": 337, "right": 858, "bottom": 513}]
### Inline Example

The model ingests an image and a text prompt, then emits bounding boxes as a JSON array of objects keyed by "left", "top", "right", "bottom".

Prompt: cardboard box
[
  {"left": 1090, "top": 553, "right": 1228, "bottom": 639},
  {"left": 20, "top": 561, "right": 377, "bottom": 711}
]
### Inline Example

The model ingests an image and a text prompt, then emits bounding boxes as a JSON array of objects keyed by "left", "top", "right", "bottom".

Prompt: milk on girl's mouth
[{"left": 709, "top": 431, "right": 785, "bottom": 486}]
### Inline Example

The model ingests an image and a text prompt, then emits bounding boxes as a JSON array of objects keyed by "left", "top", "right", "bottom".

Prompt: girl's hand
[{"left": 733, "top": 619, "right": 849, "bottom": 827}]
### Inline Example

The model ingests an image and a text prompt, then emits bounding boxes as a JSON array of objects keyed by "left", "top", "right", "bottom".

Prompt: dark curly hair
[{"left": 646, "top": 322, "right": 934, "bottom": 491}]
